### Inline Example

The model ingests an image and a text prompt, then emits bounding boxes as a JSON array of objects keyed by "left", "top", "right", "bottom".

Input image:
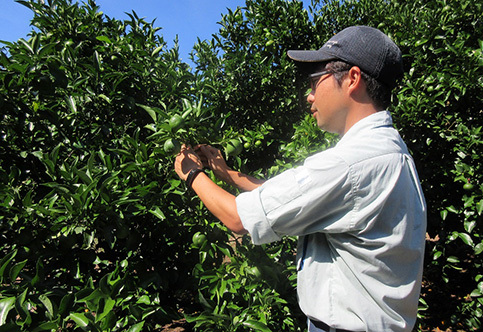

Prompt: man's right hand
[
  {"left": 195, "top": 144, "right": 265, "bottom": 192},
  {"left": 195, "top": 144, "right": 230, "bottom": 177}
]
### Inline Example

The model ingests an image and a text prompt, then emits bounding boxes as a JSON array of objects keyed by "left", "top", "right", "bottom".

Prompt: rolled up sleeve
[
  {"left": 236, "top": 168, "right": 306, "bottom": 245},
  {"left": 236, "top": 188, "right": 281, "bottom": 245},
  {"left": 235, "top": 154, "right": 353, "bottom": 245}
]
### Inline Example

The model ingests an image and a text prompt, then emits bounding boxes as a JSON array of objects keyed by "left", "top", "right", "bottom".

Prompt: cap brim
[{"left": 287, "top": 49, "right": 336, "bottom": 63}]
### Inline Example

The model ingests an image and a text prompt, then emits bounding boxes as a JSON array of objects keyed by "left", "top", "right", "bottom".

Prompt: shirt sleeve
[
  {"left": 236, "top": 187, "right": 282, "bottom": 245},
  {"left": 236, "top": 152, "right": 355, "bottom": 245}
]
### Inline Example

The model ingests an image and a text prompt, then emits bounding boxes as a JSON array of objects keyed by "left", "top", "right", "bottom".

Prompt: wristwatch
[{"left": 186, "top": 168, "right": 204, "bottom": 189}]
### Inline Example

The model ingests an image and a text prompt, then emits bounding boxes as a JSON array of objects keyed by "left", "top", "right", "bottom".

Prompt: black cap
[{"left": 288, "top": 26, "right": 403, "bottom": 88}]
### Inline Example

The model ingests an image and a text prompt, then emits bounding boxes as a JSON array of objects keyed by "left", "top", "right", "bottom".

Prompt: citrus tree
[{"left": 0, "top": 0, "right": 231, "bottom": 330}]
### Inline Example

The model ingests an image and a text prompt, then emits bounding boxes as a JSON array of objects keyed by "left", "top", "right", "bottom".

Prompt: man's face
[{"left": 306, "top": 69, "right": 349, "bottom": 135}]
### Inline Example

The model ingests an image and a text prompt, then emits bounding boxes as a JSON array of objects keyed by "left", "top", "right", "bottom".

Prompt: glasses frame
[{"left": 308, "top": 70, "right": 333, "bottom": 91}]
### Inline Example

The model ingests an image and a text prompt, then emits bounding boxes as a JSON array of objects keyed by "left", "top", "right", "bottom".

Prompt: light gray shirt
[{"left": 236, "top": 111, "right": 427, "bottom": 332}]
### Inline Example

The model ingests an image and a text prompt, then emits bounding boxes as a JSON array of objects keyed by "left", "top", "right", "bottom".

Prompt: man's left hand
[{"left": 174, "top": 144, "right": 204, "bottom": 181}]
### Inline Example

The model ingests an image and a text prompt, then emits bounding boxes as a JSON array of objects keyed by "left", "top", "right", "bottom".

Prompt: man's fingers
[
  {"left": 202, "top": 144, "right": 220, "bottom": 157},
  {"left": 200, "top": 145, "right": 213, "bottom": 157}
]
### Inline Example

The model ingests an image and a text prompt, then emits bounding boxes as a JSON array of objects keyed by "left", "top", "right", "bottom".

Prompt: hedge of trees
[{"left": 0, "top": 0, "right": 481, "bottom": 331}]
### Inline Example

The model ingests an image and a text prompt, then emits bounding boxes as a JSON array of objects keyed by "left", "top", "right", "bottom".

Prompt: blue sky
[{"left": 0, "top": 0, "right": 309, "bottom": 66}]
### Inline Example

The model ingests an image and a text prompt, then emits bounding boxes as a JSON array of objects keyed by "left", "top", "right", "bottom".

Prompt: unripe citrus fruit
[
  {"left": 164, "top": 138, "right": 181, "bottom": 154},
  {"left": 192, "top": 232, "right": 207, "bottom": 248},
  {"left": 169, "top": 114, "right": 185, "bottom": 132},
  {"left": 463, "top": 183, "right": 474, "bottom": 191}
]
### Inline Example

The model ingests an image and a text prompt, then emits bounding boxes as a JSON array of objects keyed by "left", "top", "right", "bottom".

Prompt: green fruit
[
  {"left": 225, "top": 139, "right": 243, "bottom": 156},
  {"left": 192, "top": 232, "right": 207, "bottom": 248},
  {"left": 463, "top": 183, "right": 474, "bottom": 191},
  {"left": 164, "top": 138, "right": 181, "bottom": 154},
  {"left": 110, "top": 54, "right": 121, "bottom": 66},
  {"left": 255, "top": 140, "right": 262, "bottom": 147},
  {"left": 244, "top": 142, "right": 251, "bottom": 149},
  {"left": 169, "top": 114, "right": 185, "bottom": 132}
]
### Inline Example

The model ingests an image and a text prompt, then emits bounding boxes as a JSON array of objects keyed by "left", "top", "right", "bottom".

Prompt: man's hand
[
  {"left": 195, "top": 144, "right": 230, "bottom": 176},
  {"left": 174, "top": 144, "right": 204, "bottom": 181},
  {"left": 195, "top": 144, "right": 264, "bottom": 191},
  {"left": 173, "top": 144, "right": 247, "bottom": 235}
]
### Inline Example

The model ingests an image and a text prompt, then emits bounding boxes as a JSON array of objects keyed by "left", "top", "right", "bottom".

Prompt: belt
[{"left": 310, "top": 319, "right": 359, "bottom": 332}]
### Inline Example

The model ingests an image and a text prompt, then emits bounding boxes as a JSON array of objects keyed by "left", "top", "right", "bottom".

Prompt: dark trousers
[{"left": 308, "top": 318, "right": 363, "bottom": 332}]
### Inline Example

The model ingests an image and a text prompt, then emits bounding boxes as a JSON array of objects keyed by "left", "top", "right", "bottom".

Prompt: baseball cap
[{"left": 287, "top": 26, "right": 403, "bottom": 88}]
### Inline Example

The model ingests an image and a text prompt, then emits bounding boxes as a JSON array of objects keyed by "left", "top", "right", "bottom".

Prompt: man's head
[
  {"left": 323, "top": 60, "right": 393, "bottom": 110},
  {"left": 288, "top": 25, "right": 404, "bottom": 90},
  {"left": 288, "top": 26, "right": 404, "bottom": 134}
]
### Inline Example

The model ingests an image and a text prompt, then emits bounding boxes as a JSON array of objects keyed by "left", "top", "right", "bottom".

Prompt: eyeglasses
[{"left": 308, "top": 70, "right": 333, "bottom": 91}]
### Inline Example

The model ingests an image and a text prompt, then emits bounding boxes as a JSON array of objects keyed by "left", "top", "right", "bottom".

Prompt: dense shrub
[
  {"left": 0, "top": 0, "right": 226, "bottom": 330},
  {"left": 0, "top": 0, "right": 481, "bottom": 331}
]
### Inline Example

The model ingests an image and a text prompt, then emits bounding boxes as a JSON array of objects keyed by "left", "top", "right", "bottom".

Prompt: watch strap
[{"left": 186, "top": 168, "right": 204, "bottom": 189}]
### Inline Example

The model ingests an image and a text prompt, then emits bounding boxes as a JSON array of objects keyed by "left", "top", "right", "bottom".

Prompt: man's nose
[{"left": 306, "top": 90, "right": 315, "bottom": 104}]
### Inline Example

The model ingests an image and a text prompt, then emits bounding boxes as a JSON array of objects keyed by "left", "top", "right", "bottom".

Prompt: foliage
[
  {"left": 0, "top": 0, "right": 223, "bottom": 330},
  {"left": 0, "top": 0, "right": 482, "bottom": 331}
]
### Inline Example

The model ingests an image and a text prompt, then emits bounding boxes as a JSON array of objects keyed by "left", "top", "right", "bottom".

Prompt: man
[{"left": 174, "top": 26, "right": 426, "bottom": 332}]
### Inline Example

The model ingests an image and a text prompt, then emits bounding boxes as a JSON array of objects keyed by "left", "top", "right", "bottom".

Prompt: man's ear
[
  {"left": 346, "top": 66, "right": 363, "bottom": 92},
  {"left": 345, "top": 66, "right": 370, "bottom": 103},
  {"left": 345, "top": 66, "right": 376, "bottom": 108}
]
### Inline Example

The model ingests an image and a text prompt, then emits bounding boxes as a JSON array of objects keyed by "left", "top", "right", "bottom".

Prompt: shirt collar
[{"left": 337, "top": 111, "right": 393, "bottom": 146}]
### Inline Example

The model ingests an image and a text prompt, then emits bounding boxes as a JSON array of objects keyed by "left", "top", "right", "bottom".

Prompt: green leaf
[
  {"left": 76, "top": 169, "right": 92, "bottom": 184},
  {"left": 96, "top": 297, "right": 115, "bottom": 322},
  {"left": 9, "top": 259, "right": 27, "bottom": 282},
  {"left": 66, "top": 96, "right": 77, "bottom": 114},
  {"left": 458, "top": 232, "right": 474, "bottom": 246},
  {"left": 464, "top": 220, "right": 476, "bottom": 234},
  {"left": 476, "top": 199, "right": 483, "bottom": 215},
  {"left": 18, "top": 38, "right": 34, "bottom": 54},
  {"left": 15, "top": 288, "right": 31, "bottom": 326},
  {"left": 68, "top": 313, "right": 90, "bottom": 328},
  {"left": 242, "top": 320, "right": 272, "bottom": 332},
  {"left": 149, "top": 207, "right": 165, "bottom": 220},
  {"left": 447, "top": 256, "right": 460, "bottom": 264},
  {"left": 137, "top": 104, "right": 157, "bottom": 122},
  {"left": 31, "top": 257, "right": 45, "bottom": 286},
  {"left": 96, "top": 36, "right": 112, "bottom": 43},
  {"left": 198, "top": 290, "right": 213, "bottom": 310},
  {"left": 0, "top": 250, "right": 17, "bottom": 281},
  {"left": 58, "top": 293, "right": 74, "bottom": 318},
  {"left": 136, "top": 295, "right": 150, "bottom": 305},
  {"left": 76, "top": 289, "right": 103, "bottom": 303},
  {"left": 39, "top": 294, "right": 55, "bottom": 320},
  {"left": 0, "top": 297, "right": 16, "bottom": 325},
  {"left": 128, "top": 321, "right": 145, "bottom": 332},
  {"left": 32, "top": 321, "right": 59, "bottom": 332},
  {"left": 151, "top": 46, "right": 163, "bottom": 57},
  {"left": 446, "top": 205, "right": 459, "bottom": 213},
  {"left": 475, "top": 242, "right": 483, "bottom": 255},
  {"left": 93, "top": 50, "right": 101, "bottom": 72}
]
